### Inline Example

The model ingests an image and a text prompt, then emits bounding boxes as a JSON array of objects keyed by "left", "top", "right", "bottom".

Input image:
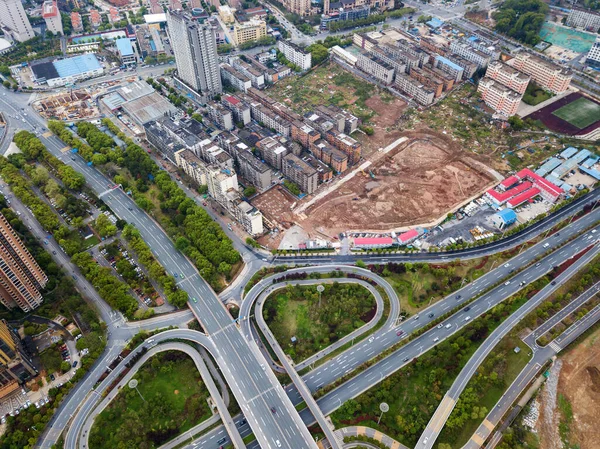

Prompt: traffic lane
[
  {"left": 302, "top": 226, "right": 600, "bottom": 404},
  {"left": 418, "top": 242, "right": 600, "bottom": 449}
]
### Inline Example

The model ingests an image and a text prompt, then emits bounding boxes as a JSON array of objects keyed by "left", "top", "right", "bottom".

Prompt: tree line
[{"left": 493, "top": 0, "right": 548, "bottom": 46}]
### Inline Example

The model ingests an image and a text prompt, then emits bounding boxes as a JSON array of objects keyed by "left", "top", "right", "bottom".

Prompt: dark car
[
  {"left": 271, "top": 407, "right": 276, "bottom": 414},
  {"left": 217, "top": 438, "right": 226, "bottom": 445},
  {"left": 396, "top": 330, "right": 404, "bottom": 336},
  {"left": 403, "top": 357, "right": 409, "bottom": 362},
  {"left": 455, "top": 294, "right": 461, "bottom": 300},
  {"left": 551, "top": 281, "right": 556, "bottom": 285},
  {"left": 463, "top": 306, "right": 471, "bottom": 312},
  {"left": 428, "top": 313, "right": 434, "bottom": 318}
]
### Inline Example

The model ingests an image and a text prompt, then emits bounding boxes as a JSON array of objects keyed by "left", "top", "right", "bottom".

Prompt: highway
[
  {"left": 169, "top": 215, "right": 600, "bottom": 449},
  {"left": 418, "top": 238, "right": 600, "bottom": 449},
  {"left": 0, "top": 90, "right": 317, "bottom": 449},
  {"left": 462, "top": 280, "right": 600, "bottom": 449}
]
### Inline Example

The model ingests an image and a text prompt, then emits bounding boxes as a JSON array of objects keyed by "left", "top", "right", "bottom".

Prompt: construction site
[
  {"left": 33, "top": 90, "right": 100, "bottom": 121},
  {"left": 254, "top": 131, "right": 497, "bottom": 246}
]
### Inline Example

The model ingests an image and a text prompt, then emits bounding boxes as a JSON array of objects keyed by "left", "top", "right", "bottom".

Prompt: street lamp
[
  {"left": 317, "top": 284, "right": 325, "bottom": 307},
  {"left": 128, "top": 379, "right": 145, "bottom": 402},
  {"left": 377, "top": 402, "right": 389, "bottom": 425}
]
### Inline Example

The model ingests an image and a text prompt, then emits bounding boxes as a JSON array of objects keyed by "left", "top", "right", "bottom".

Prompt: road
[
  {"left": 0, "top": 91, "right": 318, "bottom": 449},
  {"left": 462, "top": 280, "right": 600, "bottom": 449},
  {"left": 418, "top": 238, "right": 600, "bottom": 449},
  {"left": 168, "top": 213, "right": 600, "bottom": 449}
]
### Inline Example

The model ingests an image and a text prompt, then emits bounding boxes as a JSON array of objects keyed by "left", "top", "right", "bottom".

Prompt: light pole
[
  {"left": 377, "top": 402, "right": 389, "bottom": 425},
  {"left": 128, "top": 379, "right": 145, "bottom": 402},
  {"left": 317, "top": 284, "right": 325, "bottom": 308}
]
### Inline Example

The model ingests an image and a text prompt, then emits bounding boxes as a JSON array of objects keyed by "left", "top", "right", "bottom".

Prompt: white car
[{"left": 465, "top": 316, "right": 471, "bottom": 321}]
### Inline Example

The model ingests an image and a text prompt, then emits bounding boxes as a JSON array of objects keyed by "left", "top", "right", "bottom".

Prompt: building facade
[
  {"left": 566, "top": 8, "right": 600, "bottom": 32},
  {"left": 449, "top": 39, "right": 491, "bottom": 69},
  {"left": 0, "top": 214, "right": 48, "bottom": 312},
  {"left": 282, "top": 153, "right": 319, "bottom": 194},
  {"left": 0, "top": 0, "right": 35, "bottom": 42},
  {"left": 394, "top": 72, "right": 435, "bottom": 105},
  {"left": 42, "top": 0, "right": 63, "bottom": 35},
  {"left": 586, "top": 37, "right": 600, "bottom": 69},
  {"left": 484, "top": 61, "right": 530, "bottom": 94},
  {"left": 477, "top": 77, "right": 522, "bottom": 117},
  {"left": 220, "top": 64, "right": 252, "bottom": 92},
  {"left": 356, "top": 53, "right": 395, "bottom": 85},
  {"left": 277, "top": 40, "right": 312, "bottom": 71},
  {"left": 167, "top": 11, "right": 222, "bottom": 95},
  {"left": 508, "top": 53, "right": 572, "bottom": 94},
  {"left": 233, "top": 19, "right": 266, "bottom": 46}
]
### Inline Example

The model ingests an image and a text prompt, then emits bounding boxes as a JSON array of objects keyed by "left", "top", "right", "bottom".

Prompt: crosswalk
[{"left": 548, "top": 340, "right": 561, "bottom": 353}]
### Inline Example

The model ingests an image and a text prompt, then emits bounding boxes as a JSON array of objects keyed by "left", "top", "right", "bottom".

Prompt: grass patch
[
  {"left": 263, "top": 282, "right": 376, "bottom": 362},
  {"left": 522, "top": 82, "right": 553, "bottom": 106},
  {"left": 552, "top": 97, "right": 600, "bottom": 129},
  {"left": 83, "top": 234, "right": 100, "bottom": 249},
  {"left": 89, "top": 351, "right": 213, "bottom": 449},
  {"left": 39, "top": 345, "right": 65, "bottom": 375}
]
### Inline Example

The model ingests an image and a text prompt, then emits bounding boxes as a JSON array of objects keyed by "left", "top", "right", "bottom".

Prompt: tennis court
[{"left": 552, "top": 97, "right": 600, "bottom": 129}]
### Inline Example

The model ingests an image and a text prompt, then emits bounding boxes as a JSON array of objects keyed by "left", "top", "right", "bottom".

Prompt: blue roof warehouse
[{"left": 31, "top": 54, "right": 104, "bottom": 88}]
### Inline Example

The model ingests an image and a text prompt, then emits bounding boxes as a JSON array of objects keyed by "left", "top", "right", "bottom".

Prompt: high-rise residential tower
[
  {"left": 0, "top": 213, "right": 48, "bottom": 312},
  {"left": 166, "top": 10, "right": 222, "bottom": 95},
  {"left": 42, "top": 0, "right": 63, "bottom": 36},
  {"left": 0, "top": 319, "right": 37, "bottom": 398},
  {"left": 0, "top": 0, "right": 35, "bottom": 42}
]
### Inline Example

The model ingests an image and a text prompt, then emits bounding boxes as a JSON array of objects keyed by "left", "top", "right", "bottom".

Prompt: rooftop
[{"left": 116, "top": 38, "right": 134, "bottom": 56}]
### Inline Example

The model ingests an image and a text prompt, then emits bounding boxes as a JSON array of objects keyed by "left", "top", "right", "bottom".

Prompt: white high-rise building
[
  {"left": 42, "top": 0, "right": 63, "bottom": 36},
  {"left": 0, "top": 0, "right": 35, "bottom": 42},
  {"left": 166, "top": 11, "right": 222, "bottom": 95},
  {"left": 587, "top": 37, "right": 600, "bottom": 69}
]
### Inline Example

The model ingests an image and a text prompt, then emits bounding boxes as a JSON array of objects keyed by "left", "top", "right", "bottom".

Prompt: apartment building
[
  {"left": 249, "top": 102, "right": 291, "bottom": 136},
  {"left": 233, "top": 19, "right": 266, "bottom": 46},
  {"left": 291, "top": 121, "right": 320, "bottom": 148},
  {"left": 236, "top": 148, "right": 273, "bottom": 192},
  {"left": 321, "top": 4, "right": 371, "bottom": 29},
  {"left": 256, "top": 136, "right": 289, "bottom": 170},
  {"left": 0, "top": 214, "right": 48, "bottom": 312},
  {"left": 315, "top": 105, "right": 359, "bottom": 134},
  {"left": 410, "top": 67, "right": 445, "bottom": 98},
  {"left": 433, "top": 55, "right": 465, "bottom": 82},
  {"left": 144, "top": 116, "right": 204, "bottom": 162},
  {"left": 394, "top": 72, "right": 435, "bottom": 106},
  {"left": 42, "top": 0, "right": 63, "bottom": 35},
  {"left": 377, "top": 43, "right": 419, "bottom": 72},
  {"left": 283, "top": 0, "right": 311, "bottom": 16},
  {"left": 508, "top": 52, "right": 572, "bottom": 94},
  {"left": 220, "top": 64, "right": 252, "bottom": 92},
  {"left": 421, "top": 65, "right": 455, "bottom": 91},
  {"left": 587, "top": 37, "right": 600, "bottom": 68},
  {"left": 353, "top": 32, "right": 379, "bottom": 52},
  {"left": 222, "top": 95, "right": 251, "bottom": 125},
  {"left": 444, "top": 54, "right": 477, "bottom": 80},
  {"left": 477, "top": 77, "right": 522, "bottom": 117},
  {"left": 233, "top": 201, "right": 263, "bottom": 236},
  {"left": 167, "top": 11, "right": 222, "bottom": 95},
  {"left": 0, "top": 0, "right": 34, "bottom": 42},
  {"left": 303, "top": 153, "right": 333, "bottom": 183},
  {"left": 485, "top": 61, "right": 530, "bottom": 94},
  {"left": 395, "top": 39, "right": 430, "bottom": 67},
  {"left": 450, "top": 39, "right": 492, "bottom": 69},
  {"left": 311, "top": 139, "right": 348, "bottom": 173},
  {"left": 71, "top": 11, "right": 83, "bottom": 32},
  {"left": 90, "top": 9, "right": 102, "bottom": 28},
  {"left": 0, "top": 319, "right": 36, "bottom": 399},
  {"left": 282, "top": 153, "right": 319, "bottom": 194},
  {"left": 199, "top": 142, "right": 235, "bottom": 170},
  {"left": 464, "top": 35, "right": 501, "bottom": 60},
  {"left": 175, "top": 149, "right": 207, "bottom": 185},
  {"left": 245, "top": 87, "right": 305, "bottom": 124},
  {"left": 218, "top": 4, "right": 235, "bottom": 24},
  {"left": 277, "top": 40, "right": 312, "bottom": 70},
  {"left": 369, "top": 46, "right": 407, "bottom": 75},
  {"left": 566, "top": 7, "right": 600, "bottom": 32},
  {"left": 207, "top": 101, "right": 234, "bottom": 130},
  {"left": 420, "top": 37, "right": 447, "bottom": 56},
  {"left": 356, "top": 52, "right": 395, "bottom": 85},
  {"left": 325, "top": 129, "right": 361, "bottom": 165},
  {"left": 231, "top": 57, "right": 265, "bottom": 89}
]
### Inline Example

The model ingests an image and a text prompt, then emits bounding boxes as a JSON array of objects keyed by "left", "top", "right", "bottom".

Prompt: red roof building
[
  {"left": 109, "top": 7, "right": 120, "bottom": 23},
  {"left": 398, "top": 229, "right": 419, "bottom": 244},
  {"left": 486, "top": 181, "right": 532, "bottom": 205},
  {"left": 499, "top": 175, "right": 518, "bottom": 190},
  {"left": 515, "top": 168, "right": 562, "bottom": 201},
  {"left": 90, "top": 9, "right": 102, "bottom": 28},
  {"left": 71, "top": 12, "right": 83, "bottom": 32},
  {"left": 354, "top": 237, "right": 394, "bottom": 249},
  {"left": 506, "top": 187, "right": 540, "bottom": 208},
  {"left": 224, "top": 95, "right": 240, "bottom": 106}
]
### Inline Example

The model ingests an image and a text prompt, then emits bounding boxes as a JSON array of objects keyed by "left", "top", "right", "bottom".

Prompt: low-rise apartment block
[
  {"left": 356, "top": 52, "right": 395, "bottom": 85},
  {"left": 220, "top": 64, "right": 252, "bottom": 92},
  {"left": 144, "top": 116, "right": 205, "bottom": 162},
  {"left": 222, "top": 95, "right": 251, "bottom": 125},
  {"left": 71, "top": 12, "right": 83, "bottom": 32},
  {"left": 218, "top": 4, "right": 235, "bottom": 24},
  {"left": 420, "top": 37, "right": 447, "bottom": 56},
  {"left": 409, "top": 67, "right": 444, "bottom": 98},
  {"left": 277, "top": 40, "right": 312, "bottom": 70},
  {"left": 207, "top": 101, "right": 234, "bottom": 130},
  {"left": 394, "top": 72, "right": 435, "bottom": 106},
  {"left": 175, "top": 149, "right": 207, "bottom": 185},
  {"left": 477, "top": 77, "right": 522, "bottom": 117},
  {"left": 256, "top": 136, "right": 289, "bottom": 170},
  {"left": 249, "top": 102, "right": 291, "bottom": 136},
  {"left": 566, "top": 7, "right": 600, "bottom": 32},
  {"left": 230, "top": 57, "right": 265, "bottom": 89},
  {"left": 587, "top": 37, "right": 600, "bottom": 68},
  {"left": 507, "top": 52, "right": 572, "bottom": 94},
  {"left": 450, "top": 39, "right": 492, "bottom": 69},
  {"left": 395, "top": 39, "right": 430, "bottom": 67},
  {"left": 325, "top": 129, "right": 361, "bottom": 165},
  {"left": 315, "top": 105, "right": 359, "bottom": 134},
  {"left": 233, "top": 19, "right": 267, "bottom": 46},
  {"left": 235, "top": 147, "right": 273, "bottom": 192},
  {"left": 282, "top": 153, "right": 319, "bottom": 194},
  {"left": 433, "top": 55, "right": 465, "bottom": 82},
  {"left": 311, "top": 139, "right": 348, "bottom": 173},
  {"left": 303, "top": 153, "right": 333, "bottom": 183},
  {"left": 368, "top": 46, "right": 407, "bottom": 75},
  {"left": 484, "top": 61, "right": 530, "bottom": 94},
  {"left": 291, "top": 121, "right": 320, "bottom": 148}
]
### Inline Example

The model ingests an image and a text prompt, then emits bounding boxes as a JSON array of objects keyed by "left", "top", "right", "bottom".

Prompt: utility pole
[
  {"left": 128, "top": 379, "right": 145, "bottom": 402},
  {"left": 317, "top": 284, "right": 324, "bottom": 308},
  {"left": 377, "top": 402, "right": 389, "bottom": 425}
]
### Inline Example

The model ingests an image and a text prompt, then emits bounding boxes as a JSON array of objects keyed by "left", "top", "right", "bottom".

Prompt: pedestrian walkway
[{"left": 335, "top": 426, "right": 410, "bottom": 449}]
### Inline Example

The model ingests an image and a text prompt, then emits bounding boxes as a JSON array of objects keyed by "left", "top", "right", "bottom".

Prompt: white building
[
  {"left": 587, "top": 37, "right": 600, "bottom": 69},
  {"left": 166, "top": 11, "right": 222, "bottom": 95},
  {"left": 477, "top": 77, "right": 522, "bottom": 117},
  {"left": 277, "top": 40, "right": 312, "bottom": 71},
  {"left": 450, "top": 39, "right": 492, "bottom": 69},
  {"left": 566, "top": 8, "right": 600, "bottom": 32},
  {"left": 42, "top": 0, "right": 62, "bottom": 35},
  {"left": 0, "top": 0, "right": 35, "bottom": 42}
]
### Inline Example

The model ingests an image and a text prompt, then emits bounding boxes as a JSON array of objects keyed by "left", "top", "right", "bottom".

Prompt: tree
[
  {"left": 307, "top": 43, "right": 328, "bottom": 66},
  {"left": 94, "top": 214, "right": 117, "bottom": 238},
  {"left": 60, "top": 361, "right": 72, "bottom": 373},
  {"left": 508, "top": 115, "right": 525, "bottom": 130},
  {"left": 243, "top": 186, "right": 256, "bottom": 197}
]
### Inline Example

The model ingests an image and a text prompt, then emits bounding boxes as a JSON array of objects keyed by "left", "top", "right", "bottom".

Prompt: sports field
[{"left": 552, "top": 97, "right": 600, "bottom": 129}]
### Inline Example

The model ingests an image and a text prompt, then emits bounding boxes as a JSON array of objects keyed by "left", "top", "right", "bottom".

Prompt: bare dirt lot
[{"left": 537, "top": 325, "right": 600, "bottom": 449}]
